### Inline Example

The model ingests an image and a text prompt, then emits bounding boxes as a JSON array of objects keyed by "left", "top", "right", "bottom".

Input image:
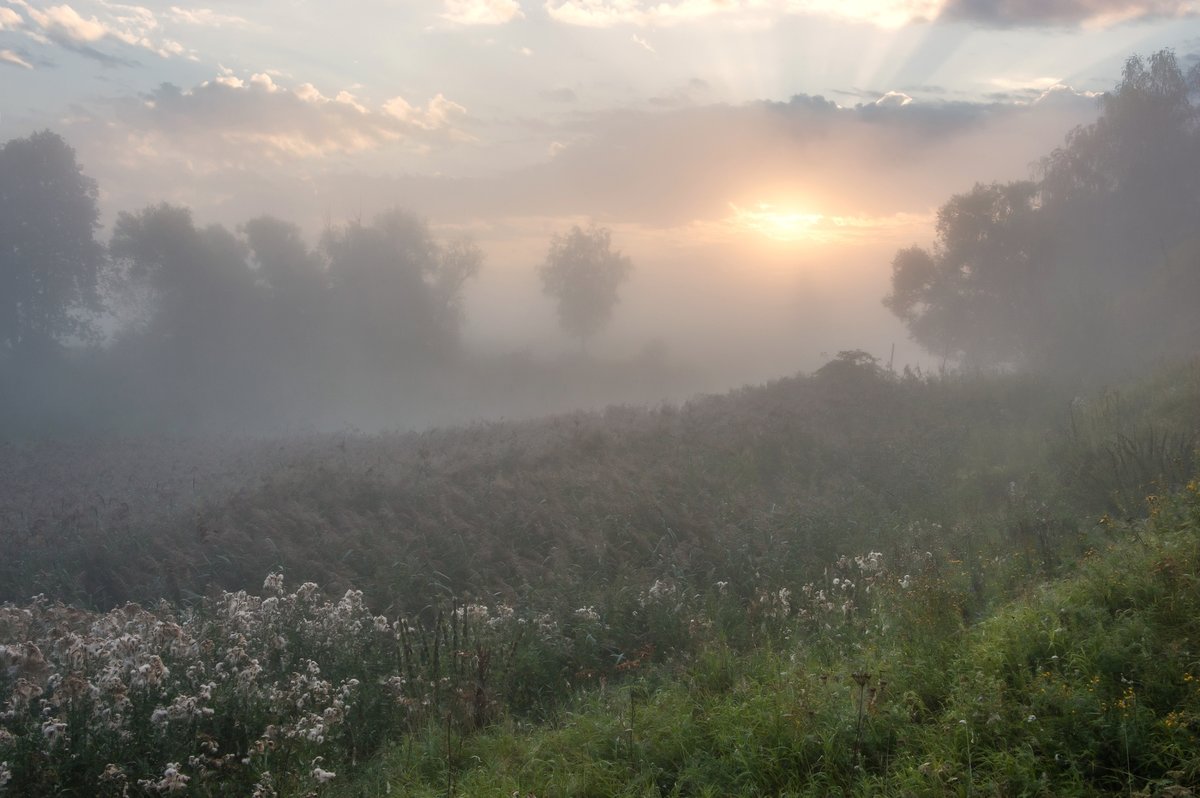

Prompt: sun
[{"left": 730, "top": 202, "right": 825, "bottom": 242}]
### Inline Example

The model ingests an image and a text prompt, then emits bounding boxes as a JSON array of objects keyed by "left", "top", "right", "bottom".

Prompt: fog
[
  {"left": 3, "top": 0, "right": 1200, "bottom": 435},
  {"left": 8, "top": 6, "right": 1200, "bottom": 793}
]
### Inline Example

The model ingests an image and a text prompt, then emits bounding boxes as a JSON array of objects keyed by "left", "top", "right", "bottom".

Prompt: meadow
[{"left": 2, "top": 354, "right": 1199, "bottom": 796}]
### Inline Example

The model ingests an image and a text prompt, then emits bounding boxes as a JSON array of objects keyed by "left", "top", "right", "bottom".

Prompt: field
[{"left": 2, "top": 355, "right": 1199, "bottom": 796}]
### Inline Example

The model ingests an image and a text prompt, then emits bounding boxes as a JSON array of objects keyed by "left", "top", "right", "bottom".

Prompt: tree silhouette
[
  {"left": 539, "top": 225, "right": 632, "bottom": 350},
  {"left": 885, "top": 49, "right": 1200, "bottom": 375},
  {"left": 883, "top": 181, "right": 1046, "bottom": 369},
  {"left": 0, "top": 131, "right": 104, "bottom": 357}
]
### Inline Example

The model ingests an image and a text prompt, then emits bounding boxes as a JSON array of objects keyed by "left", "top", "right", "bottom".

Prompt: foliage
[
  {"left": 539, "top": 225, "right": 632, "bottom": 347},
  {"left": 886, "top": 49, "right": 1200, "bottom": 374},
  {"left": 321, "top": 210, "right": 482, "bottom": 361},
  {"left": 884, "top": 182, "right": 1044, "bottom": 369},
  {"left": 99, "top": 206, "right": 483, "bottom": 430},
  {"left": 0, "top": 130, "right": 104, "bottom": 356},
  {"left": 331, "top": 480, "right": 1200, "bottom": 798}
]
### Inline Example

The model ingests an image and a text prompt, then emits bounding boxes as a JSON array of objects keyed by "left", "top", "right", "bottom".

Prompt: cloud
[
  {"left": 542, "top": 0, "right": 1196, "bottom": 27},
  {"left": 543, "top": 0, "right": 941, "bottom": 28},
  {"left": 544, "top": 0, "right": 740, "bottom": 27},
  {"left": 383, "top": 92, "right": 470, "bottom": 132},
  {"left": 9, "top": 0, "right": 190, "bottom": 63},
  {"left": 873, "top": 90, "right": 914, "bottom": 107},
  {"left": 296, "top": 87, "right": 1095, "bottom": 230},
  {"left": 23, "top": 3, "right": 108, "bottom": 43},
  {"left": 107, "top": 74, "right": 473, "bottom": 164},
  {"left": 938, "top": 0, "right": 1200, "bottom": 26},
  {"left": 631, "top": 33, "right": 655, "bottom": 53},
  {"left": 0, "top": 6, "right": 23, "bottom": 29},
  {"left": 61, "top": 70, "right": 1101, "bottom": 271},
  {"left": 442, "top": 0, "right": 524, "bottom": 24},
  {"left": 0, "top": 47, "right": 33, "bottom": 68},
  {"left": 165, "top": 7, "right": 250, "bottom": 27}
]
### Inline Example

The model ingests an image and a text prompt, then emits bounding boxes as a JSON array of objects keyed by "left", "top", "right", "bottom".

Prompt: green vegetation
[
  {"left": 337, "top": 480, "right": 1200, "bottom": 796},
  {"left": 1, "top": 357, "right": 1198, "bottom": 795}
]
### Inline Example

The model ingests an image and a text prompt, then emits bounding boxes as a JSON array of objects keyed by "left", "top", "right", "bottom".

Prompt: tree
[
  {"left": 883, "top": 181, "right": 1046, "bottom": 369},
  {"left": 243, "top": 215, "right": 326, "bottom": 301},
  {"left": 885, "top": 49, "right": 1200, "bottom": 375},
  {"left": 321, "top": 209, "right": 482, "bottom": 364},
  {"left": 109, "top": 204, "right": 264, "bottom": 425},
  {"left": 0, "top": 130, "right": 104, "bottom": 356},
  {"left": 539, "top": 225, "right": 632, "bottom": 349}
]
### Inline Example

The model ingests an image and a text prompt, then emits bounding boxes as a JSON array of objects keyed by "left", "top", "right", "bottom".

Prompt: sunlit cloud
[
  {"left": 727, "top": 203, "right": 934, "bottom": 244},
  {"left": 99, "top": 73, "right": 474, "bottom": 168},
  {"left": 989, "top": 75, "right": 1064, "bottom": 92},
  {"left": 631, "top": 33, "right": 655, "bottom": 53},
  {"left": 0, "top": 6, "right": 23, "bottom": 29},
  {"left": 730, "top": 203, "right": 824, "bottom": 242},
  {"left": 9, "top": 0, "right": 190, "bottom": 62},
  {"left": 443, "top": 0, "right": 524, "bottom": 24},
  {"left": 0, "top": 47, "right": 34, "bottom": 68},
  {"left": 165, "top": 7, "right": 250, "bottom": 28},
  {"left": 22, "top": 2, "right": 108, "bottom": 42},
  {"left": 873, "top": 90, "right": 914, "bottom": 107}
]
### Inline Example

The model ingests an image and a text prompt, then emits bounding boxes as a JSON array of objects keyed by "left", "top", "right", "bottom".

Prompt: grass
[
  {"left": 331, "top": 479, "right": 1200, "bottom": 797},
  {"left": 1, "top": 357, "right": 1199, "bottom": 795}
]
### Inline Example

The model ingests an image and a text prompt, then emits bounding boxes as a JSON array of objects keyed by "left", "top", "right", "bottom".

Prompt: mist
[
  {"left": 6, "top": 3, "right": 1200, "bottom": 794},
  {"left": 0, "top": 57, "right": 1125, "bottom": 435}
]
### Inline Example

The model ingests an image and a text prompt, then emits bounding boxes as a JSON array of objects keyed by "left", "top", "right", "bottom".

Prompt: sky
[{"left": 3, "top": 0, "right": 1200, "bottom": 385}]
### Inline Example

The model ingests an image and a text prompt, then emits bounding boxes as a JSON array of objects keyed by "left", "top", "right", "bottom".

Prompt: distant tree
[
  {"left": 241, "top": 216, "right": 331, "bottom": 411},
  {"left": 243, "top": 215, "right": 326, "bottom": 300},
  {"left": 110, "top": 204, "right": 256, "bottom": 325},
  {"left": 539, "top": 225, "right": 633, "bottom": 350},
  {"left": 110, "top": 204, "right": 263, "bottom": 424},
  {"left": 321, "top": 210, "right": 482, "bottom": 364},
  {"left": 0, "top": 131, "right": 104, "bottom": 356}
]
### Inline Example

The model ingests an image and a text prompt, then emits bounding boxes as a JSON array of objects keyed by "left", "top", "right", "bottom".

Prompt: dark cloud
[
  {"left": 778, "top": 93, "right": 840, "bottom": 112},
  {"left": 939, "top": 0, "right": 1198, "bottom": 27}
]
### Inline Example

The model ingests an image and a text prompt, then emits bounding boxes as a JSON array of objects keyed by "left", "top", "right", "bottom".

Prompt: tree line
[
  {"left": 0, "top": 133, "right": 633, "bottom": 434},
  {"left": 886, "top": 50, "right": 1200, "bottom": 377}
]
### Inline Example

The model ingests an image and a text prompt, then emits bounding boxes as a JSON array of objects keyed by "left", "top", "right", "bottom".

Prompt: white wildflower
[
  {"left": 41, "top": 719, "right": 67, "bottom": 745},
  {"left": 262, "top": 573, "right": 285, "bottom": 596},
  {"left": 138, "top": 762, "right": 189, "bottom": 793}
]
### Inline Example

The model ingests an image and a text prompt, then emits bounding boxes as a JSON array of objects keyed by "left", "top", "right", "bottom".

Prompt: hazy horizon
[{"left": 5, "top": 1, "right": 1200, "bottom": 430}]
